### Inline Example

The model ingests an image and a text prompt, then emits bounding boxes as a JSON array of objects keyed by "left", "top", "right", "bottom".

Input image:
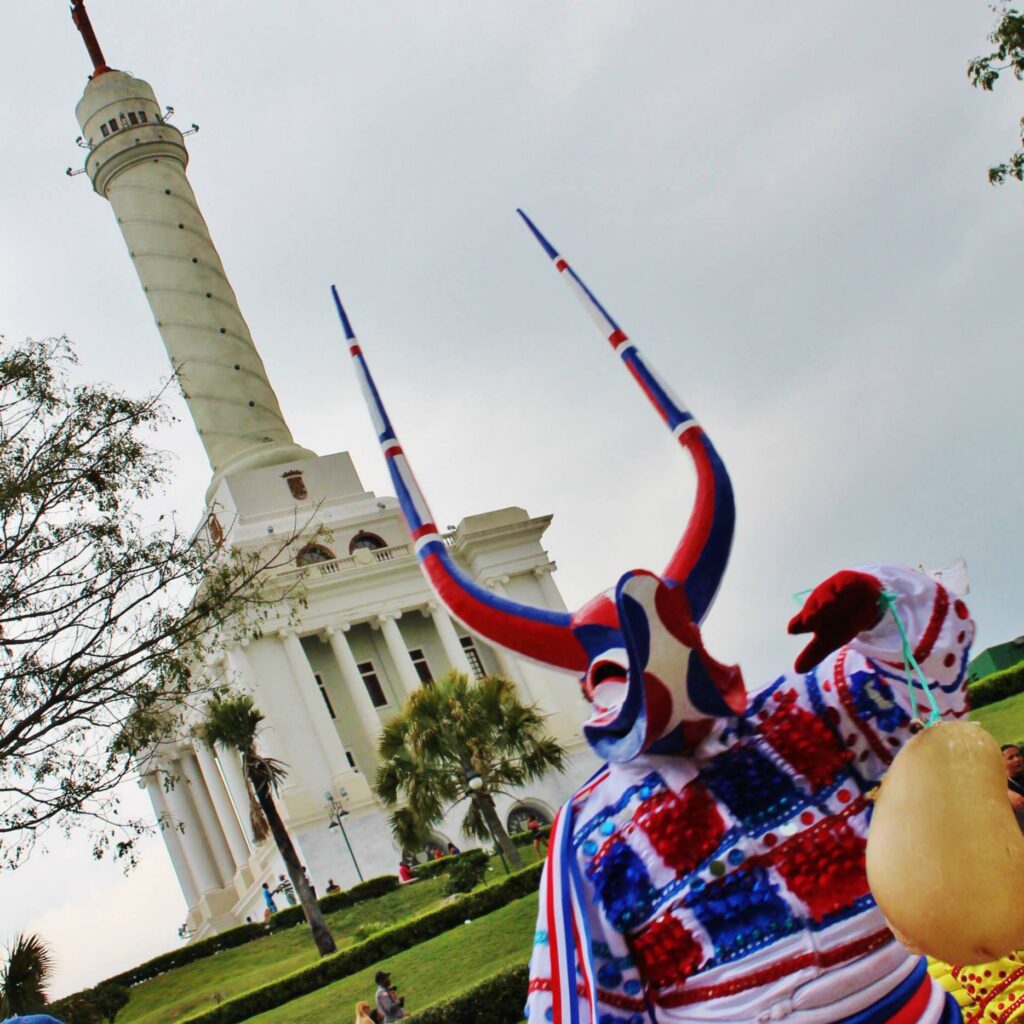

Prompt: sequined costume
[
  {"left": 336, "top": 213, "right": 974, "bottom": 1024},
  {"left": 526, "top": 563, "right": 972, "bottom": 1023}
]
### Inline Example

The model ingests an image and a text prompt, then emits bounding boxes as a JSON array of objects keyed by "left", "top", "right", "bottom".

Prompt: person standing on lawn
[
  {"left": 375, "top": 970, "right": 406, "bottom": 1021},
  {"left": 275, "top": 872, "right": 297, "bottom": 906}
]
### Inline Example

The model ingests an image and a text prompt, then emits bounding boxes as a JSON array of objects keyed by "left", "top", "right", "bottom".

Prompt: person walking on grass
[
  {"left": 375, "top": 969, "right": 406, "bottom": 1021},
  {"left": 276, "top": 872, "right": 297, "bottom": 907},
  {"left": 526, "top": 814, "right": 547, "bottom": 859},
  {"left": 261, "top": 881, "right": 278, "bottom": 916}
]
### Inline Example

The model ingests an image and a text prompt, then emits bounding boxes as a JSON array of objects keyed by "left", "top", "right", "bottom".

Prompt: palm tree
[
  {"left": 195, "top": 693, "right": 337, "bottom": 956},
  {"left": 0, "top": 932, "right": 53, "bottom": 1017},
  {"left": 375, "top": 672, "right": 567, "bottom": 871}
]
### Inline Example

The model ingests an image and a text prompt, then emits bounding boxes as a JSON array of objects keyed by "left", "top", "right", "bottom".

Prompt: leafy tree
[
  {"left": 196, "top": 693, "right": 337, "bottom": 956},
  {"left": 375, "top": 672, "right": 567, "bottom": 872},
  {"left": 0, "top": 336, "right": 301, "bottom": 868},
  {"left": 969, "top": 3, "right": 1024, "bottom": 182},
  {"left": 0, "top": 932, "right": 53, "bottom": 1016}
]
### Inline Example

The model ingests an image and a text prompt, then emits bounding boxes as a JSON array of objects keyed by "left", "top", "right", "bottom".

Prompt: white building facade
[{"left": 71, "top": 10, "right": 596, "bottom": 937}]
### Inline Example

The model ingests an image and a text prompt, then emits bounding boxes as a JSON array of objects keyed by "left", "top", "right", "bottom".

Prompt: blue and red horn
[{"left": 331, "top": 212, "right": 735, "bottom": 677}]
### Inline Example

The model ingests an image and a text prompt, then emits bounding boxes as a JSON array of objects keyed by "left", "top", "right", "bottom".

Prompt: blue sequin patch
[
  {"left": 701, "top": 744, "right": 804, "bottom": 831},
  {"left": 624, "top": 979, "right": 643, "bottom": 996},
  {"left": 597, "top": 962, "right": 623, "bottom": 988},
  {"left": 583, "top": 840, "right": 598, "bottom": 856},
  {"left": 848, "top": 670, "right": 910, "bottom": 733},
  {"left": 587, "top": 840, "right": 657, "bottom": 931},
  {"left": 686, "top": 864, "right": 799, "bottom": 963},
  {"left": 534, "top": 930, "right": 548, "bottom": 945}
]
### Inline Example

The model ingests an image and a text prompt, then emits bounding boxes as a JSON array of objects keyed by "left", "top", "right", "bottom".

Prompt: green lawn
[
  {"left": 120, "top": 877, "right": 451, "bottom": 1024},
  {"left": 971, "top": 691, "right": 1024, "bottom": 746},
  {"left": 247, "top": 893, "right": 538, "bottom": 1024}
]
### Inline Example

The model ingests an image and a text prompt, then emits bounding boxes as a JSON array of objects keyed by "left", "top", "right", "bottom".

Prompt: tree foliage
[
  {"left": 0, "top": 336, "right": 300, "bottom": 868},
  {"left": 968, "top": 3, "right": 1024, "bottom": 182},
  {"left": 0, "top": 932, "right": 53, "bottom": 1017},
  {"left": 375, "top": 672, "right": 567, "bottom": 871}
]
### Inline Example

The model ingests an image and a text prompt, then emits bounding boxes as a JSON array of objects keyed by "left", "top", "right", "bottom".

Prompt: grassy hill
[
  {"left": 247, "top": 894, "right": 538, "bottom": 1024},
  {"left": 119, "top": 875, "right": 453, "bottom": 1024}
]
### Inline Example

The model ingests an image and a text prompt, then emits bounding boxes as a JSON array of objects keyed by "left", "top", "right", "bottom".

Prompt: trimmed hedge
[
  {"left": 412, "top": 847, "right": 487, "bottom": 881},
  {"left": 405, "top": 963, "right": 530, "bottom": 1024},
  {"left": 968, "top": 661, "right": 1024, "bottom": 710},
  {"left": 266, "top": 873, "right": 399, "bottom": 931},
  {"left": 92, "top": 874, "right": 399, "bottom": 989},
  {"left": 180, "top": 861, "right": 544, "bottom": 1024}
]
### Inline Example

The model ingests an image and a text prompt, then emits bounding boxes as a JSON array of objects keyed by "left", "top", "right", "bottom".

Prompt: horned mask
[{"left": 333, "top": 212, "right": 745, "bottom": 763}]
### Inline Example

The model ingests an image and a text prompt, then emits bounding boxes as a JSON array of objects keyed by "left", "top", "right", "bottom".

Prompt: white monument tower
[{"left": 69, "top": 2, "right": 594, "bottom": 936}]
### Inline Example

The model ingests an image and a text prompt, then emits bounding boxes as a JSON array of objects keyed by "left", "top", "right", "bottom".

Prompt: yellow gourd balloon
[{"left": 866, "top": 720, "right": 1024, "bottom": 965}]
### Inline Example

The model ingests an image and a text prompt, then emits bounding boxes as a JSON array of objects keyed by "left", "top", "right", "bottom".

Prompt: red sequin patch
[
  {"left": 630, "top": 913, "right": 704, "bottom": 989},
  {"left": 635, "top": 783, "right": 726, "bottom": 875},
  {"left": 770, "top": 819, "right": 869, "bottom": 923},
  {"left": 760, "top": 688, "right": 852, "bottom": 789}
]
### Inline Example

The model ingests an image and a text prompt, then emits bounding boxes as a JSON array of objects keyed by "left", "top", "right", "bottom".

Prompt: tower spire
[
  {"left": 70, "top": 0, "right": 112, "bottom": 77},
  {"left": 72, "top": 16, "right": 316, "bottom": 501}
]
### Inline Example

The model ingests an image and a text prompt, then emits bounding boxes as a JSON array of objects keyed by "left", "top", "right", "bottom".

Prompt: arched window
[
  {"left": 506, "top": 802, "right": 552, "bottom": 836},
  {"left": 295, "top": 543, "right": 335, "bottom": 567},
  {"left": 348, "top": 531, "right": 387, "bottom": 555}
]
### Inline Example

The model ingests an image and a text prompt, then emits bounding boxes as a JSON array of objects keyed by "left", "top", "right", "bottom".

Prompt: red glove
[{"left": 788, "top": 570, "right": 884, "bottom": 674}]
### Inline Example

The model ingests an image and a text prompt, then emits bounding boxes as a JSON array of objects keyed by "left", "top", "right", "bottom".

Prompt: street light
[
  {"left": 325, "top": 790, "right": 364, "bottom": 883},
  {"left": 464, "top": 769, "right": 508, "bottom": 874}
]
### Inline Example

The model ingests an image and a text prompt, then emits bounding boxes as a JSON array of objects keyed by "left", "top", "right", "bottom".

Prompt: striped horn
[
  {"left": 331, "top": 286, "right": 591, "bottom": 673},
  {"left": 516, "top": 210, "right": 735, "bottom": 624}
]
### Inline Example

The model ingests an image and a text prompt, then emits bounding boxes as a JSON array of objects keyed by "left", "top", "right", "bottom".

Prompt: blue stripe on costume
[
  {"left": 682, "top": 439, "right": 735, "bottom": 624},
  {"left": 834, "top": 958, "right": 927, "bottom": 1024},
  {"left": 620, "top": 349, "right": 692, "bottom": 432}
]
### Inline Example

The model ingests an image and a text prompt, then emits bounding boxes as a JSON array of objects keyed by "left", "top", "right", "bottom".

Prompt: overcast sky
[{"left": 1, "top": 0, "right": 1021, "bottom": 998}]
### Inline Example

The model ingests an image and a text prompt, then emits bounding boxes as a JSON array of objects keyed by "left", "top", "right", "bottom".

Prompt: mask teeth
[
  {"left": 331, "top": 285, "right": 590, "bottom": 674},
  {"left": 516, "top": 211, "right": 735, "bottom": 623}
]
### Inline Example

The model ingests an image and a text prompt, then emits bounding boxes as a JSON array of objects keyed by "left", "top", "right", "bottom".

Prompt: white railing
[{"left": 280, "top": 532, "right": 458, "bottom": 583}]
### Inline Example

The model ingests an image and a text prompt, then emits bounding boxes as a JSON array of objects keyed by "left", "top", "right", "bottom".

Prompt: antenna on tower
[{"left": 70, "top": 0, "right": 112, "bottom": 77}]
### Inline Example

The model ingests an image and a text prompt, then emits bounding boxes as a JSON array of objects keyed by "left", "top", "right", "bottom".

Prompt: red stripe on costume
[
  {"left": 608, "top": 329, "right": 629, "bottom": 347},
  {"left": 887, "top": 972, "right": 933, "bottom": 1023},
  {"left": 624, "top": 359, "right": 672, "bottom": 427},
  {"left": 833, "top": 650, "right": 894, "bottom": 765},
  {"left": 545, "top": 811, "right": 563, "bottom": 1024},
  {"left": 421, "top": 552, "right": 589, "bottom": 673},
  {"left": 349, "top": 344, "right": 362, "bottom": 356},
  {"left": 383, "top": 445, "right": 404, "bottom": 459},
  {"left": 661, "top": 429, "right": 715, "bottom": 590},
  {"left": 410, "top": 523, "right": 438, "bottom": 540},
  {"left": 913, "top": 586, "right": 949, "bottom": 665},
  {"left": 657, "top": 931, "right": 894, "bottom": 1007},
  {"left": 555, "top": 258, "right": 568, "bottom": 271}
]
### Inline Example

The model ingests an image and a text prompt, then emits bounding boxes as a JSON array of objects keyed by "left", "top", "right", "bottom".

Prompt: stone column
[
  {"left": 160, "top": 762, "right": 221, "bottom": 896},
  {"left": 224, "top": 644, "right": 288, "bottom": 763},
  {"left": 194, "top": 741, "right": 250, "bottom": 869},
  {"left": 142, "top": 772, "right": 199, "bottom": 909},
  {"left": 324, "top": 625, "right": 383, "bottom": 744},
  {"left": 178, "top": 751, "right": 235, "bottom": 886},
  {"left": 217, "top": 745, "right": 256, "bottom": 848},
  {"left": 375, "top": 612, "right": 422, "bottom": 695},
  {"left": 485, "top": 578, "right": 536, "bottom": 701},
  {"left": 280, "top": 630, "right": 350, "bottom": 770},
  {"left": 428, "top": 603, "right": 475, "bottom": 677},
  {"left": 533, "top": 564, "right": 567, "bottom": 610}
]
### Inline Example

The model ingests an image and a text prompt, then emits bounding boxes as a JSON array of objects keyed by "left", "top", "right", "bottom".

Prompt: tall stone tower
[
  {"left": 68, "top": 1, "right": 594, "bottom": 939},
  {"left": 71, "top": 1, "right": 315, "bottom": 500}
]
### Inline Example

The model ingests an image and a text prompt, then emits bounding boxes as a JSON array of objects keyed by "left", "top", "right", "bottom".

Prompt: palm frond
[{"left": 1, "top": 933, "right": 53, "bottom": 1015}]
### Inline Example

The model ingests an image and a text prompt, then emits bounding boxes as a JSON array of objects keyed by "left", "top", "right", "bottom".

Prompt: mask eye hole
[{"left": 591, "top": 661, "right": 626, "bottom": 686}]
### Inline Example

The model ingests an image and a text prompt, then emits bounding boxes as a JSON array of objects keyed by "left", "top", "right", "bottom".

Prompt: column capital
[
  {"left": 277, "top": 627, "right": 297, "bottom": 641},
  {"left": 372, "top": 610, "right": 402, "bottom": 628},
  {"left": 484, "top": 575, "right": 510, "bottom": 589},
  {"left": 532, "top": 562, "right": 557, "bottom": 577}
]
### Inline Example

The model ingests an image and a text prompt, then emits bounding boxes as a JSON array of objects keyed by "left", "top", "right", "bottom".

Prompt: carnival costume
[{"left": 335, "top": 213, "right": 974, "bottom": 1024}]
